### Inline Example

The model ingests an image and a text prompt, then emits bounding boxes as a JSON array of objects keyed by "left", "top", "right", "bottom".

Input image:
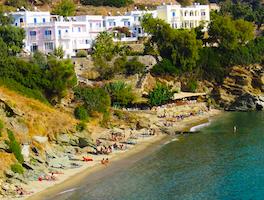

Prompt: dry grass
[
  {"left": 0, "top": 86, "right": 77, "bottom": 141},
  {"left": 0, "top": 152, "right": 16, "bottom": 176}
]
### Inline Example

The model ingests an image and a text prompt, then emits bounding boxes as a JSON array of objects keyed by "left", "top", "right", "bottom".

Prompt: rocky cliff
[{"left": 213, "top": 64, "right": 264, "bottom": 111}]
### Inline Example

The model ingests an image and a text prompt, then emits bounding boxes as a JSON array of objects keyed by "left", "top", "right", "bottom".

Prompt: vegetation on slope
[{"left": 0, "top": 11, "right": 77, "bottom": 104}]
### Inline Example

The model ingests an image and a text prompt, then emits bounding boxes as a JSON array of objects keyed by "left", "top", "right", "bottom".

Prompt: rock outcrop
[{"left": 213, "top": 64, "right": 264, "bottom": 111}]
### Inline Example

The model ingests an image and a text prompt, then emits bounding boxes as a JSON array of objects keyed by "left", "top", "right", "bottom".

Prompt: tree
[
  {"left": 52, "top": 0, "right": 76, "bottom": 17},
  {"left": 208, "top": 14, "right": 254, "bottom": 50},
  {"left": 151, "top": 59, "right": 179, "bottom": 76},
  {"left": 219, "top": 0, "right": 263, "bottom": 28},
  {"left": 44, "top": 58, "right": 77, "bottom": 104},
  {"left": 104, "top": 81, "right": 135, "bottom": 107},
  {"left": 0, "top": 25, "right": 25, "bottom": 55},
  {"left": 74, "top": 86, "right": 111, "bottom": 118},
  {"left": 148, "top": 83, "right": 173, "bottom": 106},
  {"left": 92, "top": 32, "right": 116, "bottom": 62},
  {"left": 141, "top": 14, "right": 202, "bottom": 72},
  {"left": 31, "top": 51, "right": 47, "bottom": 69},
  {"left": 0, "top": 8, "right": 14, "bottom": 25},
  {"left": 53, "top": 46, "right": 64, "bottom": 59}
]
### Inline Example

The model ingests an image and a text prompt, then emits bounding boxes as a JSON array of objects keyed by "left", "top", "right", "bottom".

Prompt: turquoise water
[{"left": 56, "top": 112, "right": 264, "bottom": 200}]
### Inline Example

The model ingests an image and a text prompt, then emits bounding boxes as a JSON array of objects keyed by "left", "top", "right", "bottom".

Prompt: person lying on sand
[
  {"left": 15, "top": 185, "right": 33, "bottom": 196},
  {"left": 49, "top": 171, "right": 64, "bottom": 175}
]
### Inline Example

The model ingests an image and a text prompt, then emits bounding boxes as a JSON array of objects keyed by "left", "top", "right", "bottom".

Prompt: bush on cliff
[
  {"left": 148, "top": 83, "right": 173, "bottom": 107},
  {"left": 125, "top": 58, "right": 145, "bottom": 76},
  {"left": 74, "top": 106, "right": 89, "bottom": 121},
  {"left": 5, "top": 130, "right": 24, "bottom": 164},
  {"left": 151, "top": 59, "right": 179, "bottom": 77},
  {"left": 104, "top": 81, "right": 135, "bottom": 107},
  {"left": 74, "top": 86, "right": 111, "bottom": 120},
  {"left": 11, "top": 163, "right": 24, "bottom": 174}
]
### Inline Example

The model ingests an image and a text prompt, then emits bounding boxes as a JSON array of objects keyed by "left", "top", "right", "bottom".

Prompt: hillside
[
  {"left": 0, "top": 86, "right": 79, "bottom": 175},
  {"left": 0, "top": 0, "right": 178, "bottom": 15}
]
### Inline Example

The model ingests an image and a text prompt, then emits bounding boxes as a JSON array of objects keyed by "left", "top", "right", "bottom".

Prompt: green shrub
[
  {"left": 5, "top": 130, "right": 24, "bottom": 164},
  {"left": 148, "top": 83, "right": 173, "bottom": 106},
  {"left": 104, "top": 81, "right": 135, "bottom": 107},
  {"left": 125, "top": 58, "right": 145, "bottom": 76},
  {"left": 10, "top": 163, "right": 24, "bottom": 174},
  {"left": 76, "top": 50, "right": 88, "bottom": 58},
  {"left": 76, "top": 121, "right": 87, "bottom": 132},
  {"left": 186, "top": 80, "right": 198, "bottom": 92},
  {"left": 53, "top": 46, "right": 64, "bottom": 59},
  {"left": 74, "top": 86, "right": 111, "bottom": 118},
  {"left": 74, "top": 106, "right": 89, "bottom": 120},
  {"left": 151, "top": 59, "right": 179, "bottom": 76},
  {"left": 113, "top": 56, "right": 127, "bottom": 74}
]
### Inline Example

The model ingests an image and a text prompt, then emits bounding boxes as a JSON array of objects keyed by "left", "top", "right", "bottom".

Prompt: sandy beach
[{"left": 3, "top": 108, "right": 221, "bottom": 200}]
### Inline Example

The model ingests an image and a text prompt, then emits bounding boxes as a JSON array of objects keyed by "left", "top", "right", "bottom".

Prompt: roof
[{"left": 173, "top": 92, "right": 206, "bottom": 100}]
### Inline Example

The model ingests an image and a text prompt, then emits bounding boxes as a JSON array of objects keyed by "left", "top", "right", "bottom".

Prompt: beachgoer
[{"left": 105, "top": 158, "right": 109, "bottom": 165}]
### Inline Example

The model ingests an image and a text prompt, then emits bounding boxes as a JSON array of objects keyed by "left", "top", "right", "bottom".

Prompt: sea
[{"left": 53, "top": 112, "right": 264, "bottom": 200}]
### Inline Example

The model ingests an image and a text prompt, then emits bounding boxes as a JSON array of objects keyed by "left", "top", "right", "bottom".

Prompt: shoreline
[{"left": 10, "top": 109, "right": 222, "bottom": 200}]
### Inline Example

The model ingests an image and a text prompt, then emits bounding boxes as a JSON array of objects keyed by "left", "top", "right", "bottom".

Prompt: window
[
  {"left": 58, "top": 30, "right": 61, "bottom": 35},
  {"left": 109, "top": 22, "right": 112, "bottom": 26},
  {"left": 190, "top": 11, "right": 194, "bottom": 16},
  {"left": 138, "top": 17, "right": 141, "bottom": 21},
  {"left": 128, "top": 21, "right": 131, "bottom": 26},
  {"left": 43, "top": 18, "right": 46, "bottom": 23},
  {"left": 34, "top": 18, "right": 37, "bottom": 23},
  {"left": 20, "top": 18, "right": 23, "bottom": 23},
  {"left": 72, "top": 27, "right": 74, "bottom": 32},
  {"left": 44, "top": 42, "right": 54, "bottom": 51},
  {"left": 15, "top": 23, "right": 18, "bottom": 26},
  {"left": 78, "top": 27, "right": 81, "bottom": 32},
  {"left": 201, "top": 11, "right": 206, "bottom": 16},
  {"left": 172, "top": 12, "right": 176, "bottom": 17},
  {"left": 85, "top": 40, "right": 89, "bottom": 44},
  {"left": 29, "top": 31, "right": 37, "bottom": 36},
  {"left": 30, "top": 44, "right": 38, "bottom": 52},
  {"left": 44, "top": 30, "right": 52, "bottom": 35},
  {"left": 113, "top": 22, "right": 116, "bottom": 26},
  {"left": 65, "top": 29, "right": 68, "bottom": 33},
  {"left": 184, "top": 11, "right": 188, "bottom": 16}
]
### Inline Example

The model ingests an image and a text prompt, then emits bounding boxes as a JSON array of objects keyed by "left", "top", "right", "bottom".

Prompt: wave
[
  {"left": 57, "top": 187, "right": 78, "bottom": 195},
  {"left": 189, "top": 121, "right": 211, "bottom": 132}
]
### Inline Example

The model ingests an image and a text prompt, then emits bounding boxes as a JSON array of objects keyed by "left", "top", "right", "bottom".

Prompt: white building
[
  {"left": 157, "top": 3, "right": 210, "bottom": 29},
  {"left": 11, "top": 3, "right": 210, "bottom": 57}
]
